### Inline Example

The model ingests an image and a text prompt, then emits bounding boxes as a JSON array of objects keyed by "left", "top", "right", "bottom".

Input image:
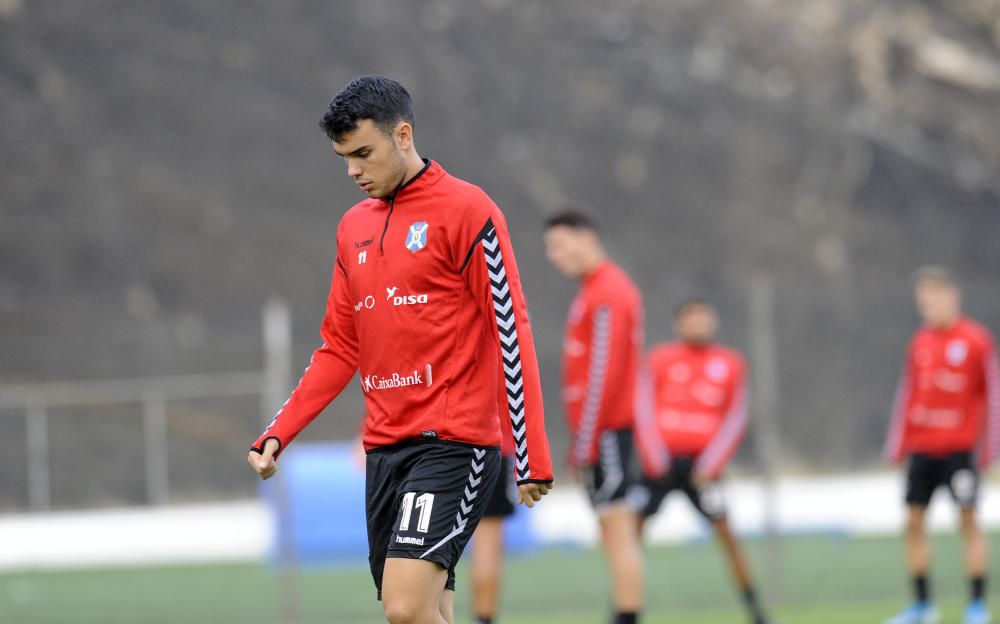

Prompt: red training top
[
  {"left": 884, "top": 316, "right": 1000, "bottom": 468},
  {"left": 647, "top": 341, "right": 749, "bottom": 479},
  {"left": 252, "top": 160, "right": 552, "bottom": 484},
  {"left": 561, "top": 261, "right": 667, "bottom": 473}
]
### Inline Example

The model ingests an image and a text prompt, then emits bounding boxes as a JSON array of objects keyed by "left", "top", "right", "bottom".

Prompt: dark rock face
[{"left": 1, "top": 1, "right": 998, "bottom": 507}]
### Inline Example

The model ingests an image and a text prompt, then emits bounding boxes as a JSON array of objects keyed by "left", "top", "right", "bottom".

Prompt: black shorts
[
  {"left": 366, "top": 441, "right": 501, "bottom": 599},
  {"left": 905, "top": 451, "right": 979, "bottom": 508},
  {"left": 628, "top": 455, "right": 727, "bottom": 520},
  {"left": 483, "top": 455, "right": 518, "bottom": 518},
  {"left": 582, "top": 429, "right": 638, "bottom": 510}
]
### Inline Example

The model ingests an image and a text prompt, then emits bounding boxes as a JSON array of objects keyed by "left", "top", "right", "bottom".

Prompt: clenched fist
[{"left": 247, "top": 438, "right": 280, "bottom": 480}]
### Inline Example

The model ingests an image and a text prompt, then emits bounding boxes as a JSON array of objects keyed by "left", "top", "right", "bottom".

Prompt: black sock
[
  {"left": 972, "top": 576, "right": 986, "bottom": 602},
  {"left": 742, "top": 587, "right": 766, "bottom": 619},
  {"left": 914, "top": 575, "right": 930, "bottom": 604},
  {"left": 613, "top": 613, "right": 638, "bottom": 624}
]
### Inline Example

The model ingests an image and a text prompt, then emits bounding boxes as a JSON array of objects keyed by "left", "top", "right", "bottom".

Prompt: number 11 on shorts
[{"left": 398, "top": 492, "right": 434, "bottom": 533}]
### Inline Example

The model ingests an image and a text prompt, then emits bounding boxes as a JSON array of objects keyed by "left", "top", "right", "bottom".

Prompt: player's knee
[
  {"left": 905, "top": 515, "right": 925, "bottom": 537},
  {"left": 438, "top": 600, "right": 454, "bottom": 624},
  {"left": 383, "top": 597, "right": 431, "bottom": 624},
  {"left": 960, "top": 510, "right": 980, "bottom": 534}
]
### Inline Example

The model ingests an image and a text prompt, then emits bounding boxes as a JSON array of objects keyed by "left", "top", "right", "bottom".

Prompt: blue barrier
[{"left": 262, "top": 442, "right": 538, "bottom": 565}]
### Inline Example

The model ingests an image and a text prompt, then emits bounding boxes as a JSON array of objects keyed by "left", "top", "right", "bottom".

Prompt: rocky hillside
[{"left": 2, "top": 0, "right": 999, "bottom": 507}]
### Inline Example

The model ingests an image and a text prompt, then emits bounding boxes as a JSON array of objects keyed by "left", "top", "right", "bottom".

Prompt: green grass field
[{"left": 2, "top": 533, "right": 998, "bottom": 623}]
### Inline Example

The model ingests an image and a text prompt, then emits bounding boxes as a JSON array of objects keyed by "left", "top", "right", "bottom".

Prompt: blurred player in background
[
  {"left": 630, "top": 299, "right": 771, "bottom": 624},
  {"left": 470, "top": 413, "right": 518, "bottom": 624},
  {"left": 545, "top": 211, "right": 667, "bottom": 624},
  {"left": 884, "top": 267, "right": 1000, "bottom": 624},
  {"left": 246, "top": 75, "right": 553, "bottom": 624}
]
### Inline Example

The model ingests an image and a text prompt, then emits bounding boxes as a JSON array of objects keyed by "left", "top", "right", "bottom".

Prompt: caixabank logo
[{"left": 361, "top": 367, "right": 431, "bottom": 393}]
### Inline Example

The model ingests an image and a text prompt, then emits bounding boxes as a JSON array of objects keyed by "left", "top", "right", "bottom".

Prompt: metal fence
[{"left": 0, "top": 300, "right": 292, "bottom": 511}]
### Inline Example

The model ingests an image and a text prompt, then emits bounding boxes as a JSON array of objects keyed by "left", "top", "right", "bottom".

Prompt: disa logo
[{"left": 386, "top": 286, "right": 428, "bottom": 306}]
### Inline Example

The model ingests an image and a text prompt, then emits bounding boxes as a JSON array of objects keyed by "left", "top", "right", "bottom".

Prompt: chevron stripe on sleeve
[{"left": 481, "top": 224, "right": 532, "bottom": 482}]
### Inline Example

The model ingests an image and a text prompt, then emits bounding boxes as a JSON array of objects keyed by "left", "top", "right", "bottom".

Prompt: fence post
[
  {"left": 261, "top": 298, "right": 298, "bottom": 624},
  {"left": 26, "top": 399, "right": 51, "bottom": 511},
  {"left": 262, "top": 298, "right": 293, "bottom": 425},
  {"left": 748, "top": 272, "right": 783, "bottom": 601},
  {"left": 142, "top": 389, "right": 169, "bottom": 505}
]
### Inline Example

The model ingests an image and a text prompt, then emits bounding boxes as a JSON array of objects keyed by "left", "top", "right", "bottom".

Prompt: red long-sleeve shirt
[
  {"left": 884, "top": 316, "right": 1000, "bottom": 468},
  {"left": 252, "top": 160, "right": 552, "bottom": 485},
  {"left": 561, "top": 261, "right": 667, "bottom": 473},
  {"left": 648, "top": 341, "right": 748, "bottom": 479}
]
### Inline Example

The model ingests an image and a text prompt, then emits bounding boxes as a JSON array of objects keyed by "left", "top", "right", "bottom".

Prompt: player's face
[
  {"left": 332, "top": 119, "right": 408, "bottom": 199},
  {"left": 675, "top": 305, "right": 718, "bottom": 345},
  {"left": 916, "top": 280, "right": 961, "bottom": 328},
  {"left": 544, "top": 226, "right": 590, "bottom": 279}
]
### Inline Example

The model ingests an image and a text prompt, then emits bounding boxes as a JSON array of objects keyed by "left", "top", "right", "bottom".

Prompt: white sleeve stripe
[
  {"left": 696, "top": 380, "right": 748, "bottom": 475},
  {"left": 984, "top": 350, "right": 1000, "bottom": 462},
  {"left": 633, "top": 362, "right": 668, "bottom": 475},
  {"left": 573, "top": 306, "right": 612, "bottom": 465},
  {"left": 883, "top": 369, "right": 911, "bottom": 461},
  {"left": 259, "top": 343, "right": 324, "bottom": 437},
  {"left": 481, "top": 224, "right": 532, "bottom": 481}
]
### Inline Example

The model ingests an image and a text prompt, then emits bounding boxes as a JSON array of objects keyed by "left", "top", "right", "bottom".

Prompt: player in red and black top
[
  {"left": 631, "top": 299, "right": 771, "bottom": 624},
  {"left": 883, "top": 267, "right": 1000, "bottom": 624},
  {"left": 544, "top": 211, "right": 667, "bottom": 624},
  {"left": 246, "top": 76, "right": 553, "bottom": 624}
]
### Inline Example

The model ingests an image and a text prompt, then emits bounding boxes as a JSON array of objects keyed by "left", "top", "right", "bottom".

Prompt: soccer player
[
  {"left": 631, "top": 299, "right": 771, "bottom": 624},
  {"left": 884, "top": 267, "right": 1000, "bottom": 624},
  {"left": 469, "top": 416, "right": 518, "bottom": 624},
  {"left": 544, "top": 211, "right": 665, "bottom": 624},
  {"left": 246, "top": 75, "right": 553, "bottom": 624}
]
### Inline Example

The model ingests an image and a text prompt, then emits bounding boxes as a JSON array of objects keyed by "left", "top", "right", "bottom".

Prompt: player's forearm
[{"left": 252, "top": 349, "right": 356, "bottom": 457}]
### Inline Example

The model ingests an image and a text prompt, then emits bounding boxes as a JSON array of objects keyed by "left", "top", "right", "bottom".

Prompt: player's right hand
[{"left": 248, "top": 438, "right": 280, "bottom": 480}]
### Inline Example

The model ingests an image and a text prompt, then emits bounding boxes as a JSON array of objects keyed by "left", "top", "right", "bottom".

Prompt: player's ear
[{"left": 395, "top": 121, "right": 413, "bottom": 151}]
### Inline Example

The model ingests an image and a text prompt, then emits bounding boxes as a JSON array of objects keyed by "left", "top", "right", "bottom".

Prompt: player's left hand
[{"left": 517, "top": 481, "right": 552, "bottom": 508}]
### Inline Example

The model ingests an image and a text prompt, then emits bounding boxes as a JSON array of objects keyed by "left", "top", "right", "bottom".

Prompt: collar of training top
[
  {"left": 583, "top": 259, "right": 614, "bottom": 285},
  {"left": 383, "top": 158, "right": 440, "bottom": 203}
]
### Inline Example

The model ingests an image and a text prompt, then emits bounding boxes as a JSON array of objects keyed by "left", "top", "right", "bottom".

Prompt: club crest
[
  {"left": 946, "top": 339, "right": 968, "bottom": 366},
  {"left": 405, "top": 222, "right": 429, "bottom": 253}
]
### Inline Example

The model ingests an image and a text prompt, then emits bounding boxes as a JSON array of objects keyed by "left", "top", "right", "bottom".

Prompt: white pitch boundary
[
  {"left": 0, "top": 501, "right": 268, "bottom": 571},
  {"left": 1, "top": 471, "right": 999, "bottom": 571}
]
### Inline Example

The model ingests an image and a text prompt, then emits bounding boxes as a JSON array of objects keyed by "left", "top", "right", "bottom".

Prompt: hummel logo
[{"left": 395, "top": 535, "right": 424, "bottom": 546}]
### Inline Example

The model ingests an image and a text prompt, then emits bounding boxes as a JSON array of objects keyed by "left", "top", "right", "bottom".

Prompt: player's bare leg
[
  {"left": 905, "top": 505, "right": 931, "bottom": 581},
  {"left": 712, "top": 517, "right": 753, "bottom": 592},
  {"left": 438, "top": 588, "right": 455, "bottom": 624},
  {"left": 598, "top": 504, "right": 644, "bottom": 620},
  {"left": 635, "top": 513, "right": 649, "bottom": 536},
  {"left": 712, "top": 517, "right": 769, "bottom": 623},
  {"left": 471, "top": 517, "right": 504, "bottom": 623},
  {"left": 959, "top": 506, "right": 990, "bottom": 624},
  {"left": 882, "top": 503, "right": 941, "bottom": 624},
  {"left": 960, "top": 506, "right": 988, "bottom": 579},
  {"left": 382, "top": 558, "right": 450, "bottom": 624}
]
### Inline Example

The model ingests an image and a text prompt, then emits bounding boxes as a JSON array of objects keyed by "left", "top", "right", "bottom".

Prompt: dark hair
[
  {"left": 673, "top": 297, "right": 715, "bottom": 318},
  {"left": 544, "top": 210, "right": 599, "bottom": 233},
  {"left": 319, "top": 75, "right": 415, "bottom": 142},
  {"left": 912, "top": 265, "right": 959, "bottom": 288}
]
